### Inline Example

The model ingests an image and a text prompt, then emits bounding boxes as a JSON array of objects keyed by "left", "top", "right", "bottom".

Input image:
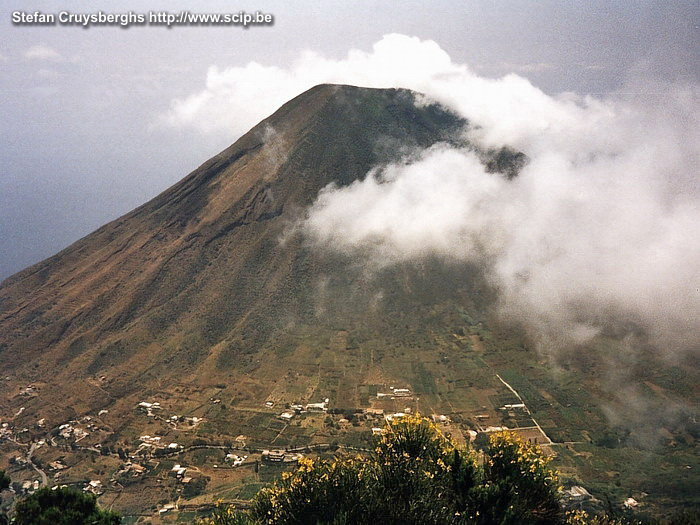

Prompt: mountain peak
[
  {"left": 1, "top": 85, "right": 694, "bottom": 518},
  {"left": 0, "top": 84, "right": 464, "bottom": 413}
]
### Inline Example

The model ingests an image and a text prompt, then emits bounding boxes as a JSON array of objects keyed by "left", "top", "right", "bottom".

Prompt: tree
[
  {"left": 0, "top": 471, "right": 10, "bottom": 492},
  {"left": 199, "top": 503, "right": 253, "bottom": 525},
  {"left": 0, "top": 471, "right": 10, "bottom": 525},
  {"left": 183, "top": 476, "right": 209, "bottom": 499},
  {"left": 13, "top": 487, "right": 121, "bottom": 525},
  {"left": 472, "top": 431, "right": 561, "bottom": 524}
]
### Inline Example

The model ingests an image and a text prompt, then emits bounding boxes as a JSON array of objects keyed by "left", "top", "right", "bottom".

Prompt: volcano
[
  {"left": 0, "top": 84, "right": 479, "bottom": 415},
  {"left": 0, "top": 84, "right": 697, "bottom": 517}
]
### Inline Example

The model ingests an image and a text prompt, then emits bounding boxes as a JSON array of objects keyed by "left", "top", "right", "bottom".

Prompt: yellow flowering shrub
[{"left": 244, "top": 415, "right": 563, "bottom": 524}]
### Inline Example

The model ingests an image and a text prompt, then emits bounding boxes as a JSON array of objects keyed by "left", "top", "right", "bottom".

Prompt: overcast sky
[{"left": 1, "top": 0, "right": 698, "bottom": 280}]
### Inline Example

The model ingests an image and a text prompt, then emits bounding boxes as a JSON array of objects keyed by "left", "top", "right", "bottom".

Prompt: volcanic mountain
[
  {"left": 0, "top": 84, "right": 484, "bottom": 416},
  {"left": 1, "top": 84, "right": 697, "bottom": 516}
]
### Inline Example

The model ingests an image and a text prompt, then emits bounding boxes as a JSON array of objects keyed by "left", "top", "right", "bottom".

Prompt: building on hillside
[
  {"left": 391, "top": 388, "right": 412, "bottom": 398},
  {"left": 84, "top": 480, "right": 103, "bottom": 495},
  {"left": 262, "top": 449, "right": 286, "bottom": 462},
  {"left": 305, "top": 398, "right": 329, "bottom": 412},
  {"left": 385, "top": 412, "right": 407, "bottom": 422},
  {"left": 279, "top": 411, "right": 295, "bottom": 421},
  {"left": 170, "top": 464, "right": 187, "bottom": 478}
]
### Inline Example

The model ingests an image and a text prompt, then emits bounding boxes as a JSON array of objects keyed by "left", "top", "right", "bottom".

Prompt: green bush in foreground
[
  {"left": 12, "top": 486, "right": 121, "bottom": 525},
  {"left": 201, "top": 415, "right": 562, "bottom": 524}
]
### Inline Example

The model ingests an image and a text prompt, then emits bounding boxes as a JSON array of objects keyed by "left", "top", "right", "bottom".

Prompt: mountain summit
[{"left": 0, "top": 84, "right": 470, "bottom": 416}]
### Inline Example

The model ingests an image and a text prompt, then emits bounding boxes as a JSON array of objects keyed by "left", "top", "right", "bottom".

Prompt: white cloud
[
  {"left": 24, "top": 44, "right": 63, "bottom": 61},
  {"left": 162, "top": 34, "right": 604, "bottom": 151},
  {"left": 302, "top": 81, "right": 700, "bottom": 357},
  {"left": 163, "top": 34, "right": 465, "bottom": 136},
  {"left": 168, "top": 34, "right": 700, "bottom": 360}
]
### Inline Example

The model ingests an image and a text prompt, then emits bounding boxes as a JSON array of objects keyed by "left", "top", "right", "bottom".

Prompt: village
[{"left": 0, "top": 369, "right": 633, "bottom": 522}]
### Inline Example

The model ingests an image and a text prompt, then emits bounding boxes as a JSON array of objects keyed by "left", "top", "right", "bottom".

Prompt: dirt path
[
  {"left": 27, "top": 441, "right": 48, "bottom": 486},
  {"left": 495, "top": 374, "right": 553, "bottom": 445}
]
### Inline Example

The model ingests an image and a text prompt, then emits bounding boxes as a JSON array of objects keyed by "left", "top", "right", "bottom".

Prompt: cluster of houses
[
  {"left": 170, "top": 463, "right": 190, "bottom": 483},
  {"left": 226, "top": 453, "right": 247, "bottom": 466},
  {"left": 19, "top": 480, "right": 41, "bottom": 493},
  {"left": 168, "top": 414, "right": 203, "bottom": 429},
  {"left": 137, "top": 401, "right": 205, "bottom": 433},
  {"left": 17, "top": 413, "right": 101, "bottom": 451},
  {"left": 58, "top": 423, "right": 89, "bottom": 442},
  {"left": 137, "top": 401, "right": 162, "bottom": 417},
  {"left": 18, "top": 384, "right": 39, "bottom": 397},
  {"left": 136, "top": 435, "right": 181, "bottom": 455},
  {"left": 1, "top": 412, "right": 108, "bottom": 454},
  {"left": 16, "top": 478, "right": 103, "bottom": 497},
  {"left": 369, "top": 410, "right": 454, "bottom": 436},
  {"left": 277, "top": 399, "right": 330, "bottom": 421},
  {"left": 112, "top": 460, "right": 147, "bottom": 482},
  {"left": 84, "top": 479, "right": 103, "bottom": 495},
  {"left": 0, "top": 422, "right": 13, "bottom": 440}
]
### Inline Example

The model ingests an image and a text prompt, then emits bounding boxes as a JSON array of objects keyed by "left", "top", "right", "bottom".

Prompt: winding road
[{"left": 27, "top": 441, "right": 48, "bottom": 486}]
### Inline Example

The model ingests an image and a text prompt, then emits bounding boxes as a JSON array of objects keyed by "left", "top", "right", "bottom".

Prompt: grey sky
[{"left": 1, "top": 0, "right": 698, "bottom": 279}]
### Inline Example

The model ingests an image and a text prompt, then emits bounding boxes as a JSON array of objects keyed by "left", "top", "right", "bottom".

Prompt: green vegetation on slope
[
  {"left": 201, "top": 415, "right": 562, "bottom": 525},
  {"left": 12, "top": 487, "right": 121, "bottom": 525}
]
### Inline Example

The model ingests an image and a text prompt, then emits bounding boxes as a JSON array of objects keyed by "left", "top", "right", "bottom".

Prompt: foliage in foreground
[
  {"left": 565, "top": 510, "right": 700, "bottom": 525},
  {"left": 12, "top": 487, "right": 121, "bottom": 525},
  {"left": 0, "top": 471, "right": 9, "bottom": 493},
  {"left": 201, "top": 415, "right": 562, "bottom": 524}
]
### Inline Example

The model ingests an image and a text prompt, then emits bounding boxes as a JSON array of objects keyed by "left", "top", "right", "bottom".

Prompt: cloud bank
[
  {"left": 164, "top": 34, "right": 465, "bottom": 135},
  {"left": 163, "top": 33, "right": 614, "bottom": 150},
  {"left": 304, "top": 126, "right": 700, "bottom": 356},
  {"left": 168, "top": 34, "right": 700, "bottom": 359}
]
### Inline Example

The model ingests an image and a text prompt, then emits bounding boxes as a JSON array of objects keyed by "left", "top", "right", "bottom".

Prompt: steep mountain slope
[
  {"left": 0, "top": 85, "right": 697, "bottom": 518},
  {"left": 0, "top": 84, "right": 472, "bottom": 415}
]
